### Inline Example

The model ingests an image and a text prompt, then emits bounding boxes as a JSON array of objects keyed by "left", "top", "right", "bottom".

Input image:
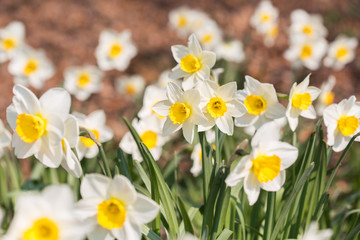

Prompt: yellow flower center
[
  {"left": 302, "top": 25, "right": 313, "bottom": 35},
  {"left": 177, "top": 16, "right": 187, "bottom": 27},
  {"left": 336, "top": 47, "right": 348, "bottom": 60},
  {"left": 202, "top": 34, "right": 212, "bottom": 44},
  {"left": 125, "top": 84, "right": 136, "bottom": 95},
  {"left": 97, "top": 198, "right": 126, "bottom": 230},
  {"left": 23, "top": 218, "right": 59, "bottom": 240},
  {"left": 109, "top": 43, "right": 122, "bottom": 59},
  {"left": 77, "top": 72, "right": 91, "bottom": 88},
  {"left": 300, "top": 44, "right": 312, "bottom": 59},
  {"left": 24, "top": 59, "right": 38, "bottom": 76},
  {"left": 140, "top": 130, "right": 157, "bottom": 149},
  {"left": 323, "top": 92, "right": 334, "bottom": 106},
  {"left": 207, "top": 97, "right": 227, "bottom": 118},
  {"left": 169, "top": 102, "right": 192, "bottom": 124},
  {"left": 267, "top": 26, "right": 278, "bottom": 37},
  {"left": 180, "top": 55, "right": 202, "bottom": 73},
  {"left": 244, "top": 95, "right": 266, "bottom": 115},
  {"left": 16, "top": 113, "right": 47, "bottom": 143},
  {"left": 2, "top": 38, "right": 16, "bottom": 51},
  {"left": 80, "top": 129, "right": 100, "bottom": 148},
  {"left": 260, "top": 13, "right": 270, "bottom": 22},
  {"left": 291, "top": 93, "right": 312, "bottom": 110},
  {"left": 251, "top": 154, "right": 281, "bottom": 183},
  {"left": 338, "top": 115, "right": 359, "bottom": 136}
]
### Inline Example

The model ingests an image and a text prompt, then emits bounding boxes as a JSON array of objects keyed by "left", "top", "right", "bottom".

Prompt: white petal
[
  {"left": 40, "top": 88, "right": 71, "bottom": 119},
  {"left": 129, "top": 193, "right": 160, "bottom": 224},
  {"left": 263, "top": 141, "right": 298, "bottom": 170},
  {"left": 261, "top": 170, "right": 285, "bottom": 191},
  {"left": 188, "top": 33, "right": 202, "bottom": 57},
  {"left": 35, "top": 138, "right": 62, "bottom": 167},
  {"left": 183, "top": 120, "right": 194, "bottom": 143},
  {"left": 300, "top": 105, "right": 317, "bottom": 119},
  {"left": 251, "top": 121, "right": 281, "bottom": 147},
  {"left": 216, "top": 113, "right": 233, "bottom": 135},
  {"left": 81, "top": 174, "right": 111, "bottom": 199},
  {"left": 169, "top": 65, "right": 188, "bottom": 80},
  {"left": 107, "top": 175, "right": 137, "bottom": 205},
  {"left": 244, "top": 172, "right": 261, "bottom": 206},
  {"left": 13, "top": 84, "right": 40, "bottom": 114},
  {"left": 227, "top": 99, "right": 246, "bottom": 118},
  {"left": 167, "top": 82, "right": 184, "bottom": 103},
  {"left": 12, "top": 133, "right": 41, "bottom": 159},
  {"left": 200, "top": 51, "right": 216, "bottom": 68},
  {"left": 225, "top": 156, "right": 251, "bottom": 186},
  {"left": 234, "top": 113, "right": 258, "bottom": 127},
  {"left": 152, "top": 100, "right": 171, "bottom": 117},
  {"left": 217, "top": 82, "right": 237, "bottom": 101},
  {"left": 42, "top": 185, "right": 75, "bottom": 209},
  {"left": 163, "top": 118, "right": 182, "bottom": 136},
  {"left": 265, "top": 103, "right": 286, "bottom": 119},
  {"left": 111, "top": 220, "right": 141, "bottom": 240},
  {"left": 46, "top": 114, "right": 65, "bottom": 145},
  {"left": 76, "top": 198, "right": 102, "bottom": 220},
  {"left": 171, "top": 45, "right": 189, "bottom": 63}
]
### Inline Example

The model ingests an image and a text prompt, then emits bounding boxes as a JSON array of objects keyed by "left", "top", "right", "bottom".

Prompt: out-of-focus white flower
[
  {"left": 152, "top": 82, "right": 207, "bottom": 143},
  {"left": 286, "top": 74, "right": 321, "bottom": 131},
  {"left": 73, "top": 110, "right": 114, "bottom": 159},
  {"left": 316, "top": 75, "right": 336, "bottom": 116},
  {"left": 250, "top": 1, "right": 278, "bottom": 31},
  {"left": 120, "top": 115, "right": 166, "bottom": 161},
  {"left": 3, "top": 185, "right": 87, "bottom": 240},
  {"left": 190, "top": 130, "right": 215, "bottom": 177},
  {"left": 75, "top": 174, "right": 160, "bottom": 240},
  {"left": 58, "top": 115, "right": 82, "bottom": 178},
  {"left": 178, "top": 233, "right": 199, "bottom": 240},
  {"left": 284, "top": 38, "right": 328, "bottom": 70},
  {"left": 64, "top": 65, "right": 103, "bottom": 101},
  {"left": 324, "top": 35, "right": 358, "bottom": 71},
  {"left": 215, "top": 40, "right": 245, "bottom": 63},
  {"left": 157, "top": 70, "right": 182, "bottom": 88},
  {"left": 0, "top": 119, "right": 12, "bottom": 157},
  {"left": 138, "top": 85, "right": 167, "bottom": 121},
  {"left": 289, "top": 9, "right": 327, "bottom": 41},
  {"left": 198, "top": 80, "right": 245, "bottom": 135},
  {"left": 260, "top": 21, "right": 279, "bottom": 47},
  {"left": 235, "top": 76, "right": 286, "bottom": 130},
  {"left": 195, "top": 20, "right": 222, "bottom": 51},
  {"left": 0, "top": 21, "right": 25, "bottom": 63},
  {"left": 226, "top": 121, "right": 298, "bottom": 205},
  {"left": 95, "top": 29, "right": 137, "bottom": 71},
  {"left": 6, "top": 85, "right": 70, "bottom": 168},
  {"left": 301, "top": 222, "right": 332, "bottom": 240},
  {"left": 115, "top": 74, "right": 145, "bottom": 98},
  {"left": 8, "top": 47, "right": 54, "bottom": 89},
  {"left": 323, "top": 96, "right": 360, "bottom": 152},
  {"left": 169, "top": 34, "right": 216, "bottom": 90}
]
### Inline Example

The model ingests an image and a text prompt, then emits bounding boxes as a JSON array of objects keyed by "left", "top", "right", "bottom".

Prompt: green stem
[
  {"left": 98, "top": 144, "right": 112, "bottom": 178},
  {"left": 263, "top": 192, "right": 276, "bottom": 240}
]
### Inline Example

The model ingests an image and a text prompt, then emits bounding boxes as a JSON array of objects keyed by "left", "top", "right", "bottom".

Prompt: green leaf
[
  {"left": 216, "top": 228, "right": 233, "bottom": 240},
  {"left": 177, "top": 196, "right": 194, "bottom": 234},
  {"left": 116, "top": 148, "right": 132, "bottom": 181}
]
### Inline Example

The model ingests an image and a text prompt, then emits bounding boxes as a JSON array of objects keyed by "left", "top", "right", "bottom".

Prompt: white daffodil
[
  {"left": 323, "top": 96, "right": 360, "bottom": 152},
  {"left": 300, "top": 222, "right": 332, "bottom": 240},
  {"left": 95, "top": 29, "right": 137, "bottom": 71},
  {"left": 0, "top": 21, "right": 25, "bottom": 63},
  {"left": 289, "top": 9, "right": 327, "bottom": 41},
  {"left": 169, "top": 34, "right": 216, "bottom": 90},
  {"left": 316, "top": 75, "right": 336, "bottom": 116},
  {"left": 198, "top": 80, "right": 245, "bottom": 135},
  {"left": 6, "top": 85, "right": 70, "bottom": 168},
  {"left": 286, "top": 74, "right": 321, "bottom": 131},
  {"left": 3, "top": 185, "right": 87, "bottom": 240},
  {"left": 215, "top": 40, "right": 245, "bottom": 63},
  {"left": 226, "top": 121, "right": 298, "bottom": 205},
  {"left": 0, "top": 119, "right": 11, "bottom": 157},
  {"left": 120, "top": 115, "right": 166, "bottom": 162},
  {"left": 73, "top": 110, "right": 114, "bottom": 159},
  {"left": 138, "top": 85, "right": 167, "bottom": 121},
  {"left": 324, "top": 35, "right": 358, "bottom": 71},
  {"left": 284, "top": 38, "right": 328, "bottom": 70},
  {"left": 260, "top": 21, "right": 279, "bottom": 47},
  {"left": 235, "top": 76, "right": 286, "bottom": 130},
  {"left": 58, "top": 115, "right": 82, "bottom": 178},
  {"left": 152, "top": 82, "right": 207, "bottom": 143},
  {"left": 115, "top": 74, "right": 145, "bottom": 98},
  {"left": 250, "top": 1, "right": 278, "bottom": 32},
  {"left": 195, "top": 20, "right": 222, "bottom": 51},
  {"left": 64, "top": 65, "right": 103, "bottom": 101},
  {"left": 190, "top": 130, "right": 215, "bottom": 177},
  {"left": 75, "top": 174, "right": 160, "bottom": 240},
  {"left": 8, "top": 47, "right": 55, "bottom": 89}
]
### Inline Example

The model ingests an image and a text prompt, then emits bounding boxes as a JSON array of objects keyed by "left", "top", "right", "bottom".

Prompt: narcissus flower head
[
  {"left": 169, "top": 34, "right": 216, "bottom": 90},
  {"left": 226, "top": 121, "right": 298, "bottom": 205},
  {"left": 75, "top": 174, "right": 159, "bottom": 240},
  {"left": 286, "top": 74, "right": 321, "bottom": 131},
  {"left": 152, "top": 82, "right": 207, "bottom": 143},
  {"left": 316, "top": 75, "right": 336, "bottom": 116},
  {"left": 95, "top": 29, "right": 137, "bottom": 71},
  {"left": 0, "top": 21, "right": 25, "bottom": 63},
  {"left": 323, "top": 96, "right": 360, "bottom": 152}
]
